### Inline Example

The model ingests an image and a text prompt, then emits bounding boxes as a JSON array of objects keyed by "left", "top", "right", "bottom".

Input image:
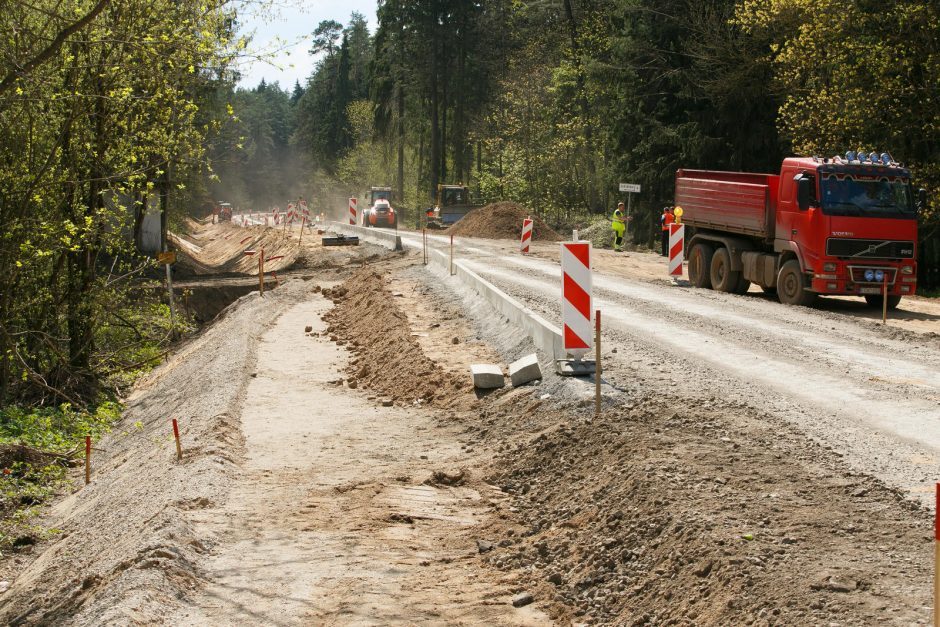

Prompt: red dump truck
[{"left": 675, "top": 153, "right": 925, "bottom": 308}]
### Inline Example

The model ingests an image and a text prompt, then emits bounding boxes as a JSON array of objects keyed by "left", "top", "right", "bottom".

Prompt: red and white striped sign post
[
  {"left": 560, "top": 241, "right": 593, "bottom": 359},
  {"left": 669, "top": 223, "right": 685, "bottom": 277},
  {"left": 520, "top": 218, "right": 533, "bottom": 254},
  {"left": 349, "top": 197, "right": 358, "bottom": 225}
]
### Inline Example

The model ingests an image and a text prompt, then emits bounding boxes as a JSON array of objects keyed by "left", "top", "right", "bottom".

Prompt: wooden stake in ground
[
  {"left": 882, "top": 273, "right": 889, "bottom": 325},
  {"left": 595, "top": 310, "right": 601, "bottom": 417},
  {"left": 172, "top": 418, "right": 183, "bottom": 461},
  {"left": 84, "top": 436, "right": 91, "bottom": 485},
  {"left": 259, "top": 246, "right": 265, "bottom": 296},
  {"left": 423, "top": 229, "right": 427, "bottom": 265},
  {"left": 298, "top": 216, "right": 306, "bottom": 245},
  {"left": 450, "top": 234, "right": 454, "bottom": 276}
]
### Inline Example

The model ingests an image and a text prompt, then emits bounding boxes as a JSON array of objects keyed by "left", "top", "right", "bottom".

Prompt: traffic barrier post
[
  {"left": 561, "top": 241, "right": 593, "bottom": 358},
  {"left": 172, "top": 418, "right": 183, "bottom": 461},
  {"left": 669, "top": 223, "right": 685, "bottom": 277},
  {"left": 520, "top": 218, "right": 533, "bottom": 254},
  {"left": 84, "top": 436, "right": 91, "bottom": 485},
  {"left": 349, "top": 198, "right": 357, "bottom": 225},
  {"left": 450, "top": 234, "right": 455, "bottom": 276},
  {"left": 258, "top": 246, "right": 265, "bottom": 296},
  {"left": 423, "top": 229, "right": 428, "bottom": 265},
  {"left": 595, "top": 309, "right": 601, "bottom": 416}
]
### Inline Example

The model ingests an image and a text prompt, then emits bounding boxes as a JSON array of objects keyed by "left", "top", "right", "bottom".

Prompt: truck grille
[{"left": 826, "top": 238, "right": 914, "bottom": 259}]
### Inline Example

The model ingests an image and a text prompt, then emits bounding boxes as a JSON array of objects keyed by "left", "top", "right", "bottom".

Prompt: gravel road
[{"left": 396, "top": 229, "right": 940, "bottom": 507}]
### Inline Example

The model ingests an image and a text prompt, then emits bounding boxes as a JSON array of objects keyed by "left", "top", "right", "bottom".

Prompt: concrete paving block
[
  {"left": 509, "top": 353, "right": 542, "bottom": 387},
  {"left": 471, "top": 364, "right": 504, "bottom": 389}
]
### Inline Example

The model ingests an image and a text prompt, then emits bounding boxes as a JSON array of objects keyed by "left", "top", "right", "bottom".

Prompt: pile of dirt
[
  {"left": 468, "top": 393, "right": 930, "bottom": 625},
  {"left": 448, "top": 202, "right": 562, "bottom": 241},
  {"left": 322, "top": 267, "right": 469, "bottom": 407}
]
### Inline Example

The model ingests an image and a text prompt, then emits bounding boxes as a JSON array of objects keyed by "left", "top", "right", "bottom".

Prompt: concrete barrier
[
  {"left": 427, "top": 248, "right": 564, "bottom": 360},
  {"left": 329, "top": 221, "right": 403, "bottom": 251}
]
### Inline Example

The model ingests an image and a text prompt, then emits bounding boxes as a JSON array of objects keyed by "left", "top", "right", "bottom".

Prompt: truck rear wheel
[
  {"left": 777, "top": 260, "right": 817, "bottom": 307},
  {"left": 689, "top": 243, "right": 714, "bottom": 289},
  {"left": 864, "top": 294, "right": 902, "bottom": 310},
  {"left": 709, "top": 248, "right": 742, "bottom": 293}
]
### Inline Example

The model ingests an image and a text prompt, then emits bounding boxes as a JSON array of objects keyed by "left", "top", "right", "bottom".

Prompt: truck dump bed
[{"left": 675, "top": 169, "right": 779, "bottom": 240}]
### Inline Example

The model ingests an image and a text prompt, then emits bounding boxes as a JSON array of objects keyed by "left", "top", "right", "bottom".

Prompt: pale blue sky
[{"left": 235, "top": 1, "right": 379, "bottom": 90}]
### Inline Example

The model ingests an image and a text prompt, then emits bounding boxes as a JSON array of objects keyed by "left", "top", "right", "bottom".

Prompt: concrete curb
[
  {"left": 329, "top": 221, "right": 403, "bottom": 251},
  {"left": 427, "top": 248, "right": 564, "bottom": 360}
]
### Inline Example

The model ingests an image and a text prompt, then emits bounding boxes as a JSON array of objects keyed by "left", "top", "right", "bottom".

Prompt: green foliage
[
  {"left": 0, "top": 401, "right": 121, "bottom": 551},
  {"left": 0, "top": 403, "right": 119, "bottom": 453},
  {"left": 0, "top": 0, "right": 241, "bottom": 403}
]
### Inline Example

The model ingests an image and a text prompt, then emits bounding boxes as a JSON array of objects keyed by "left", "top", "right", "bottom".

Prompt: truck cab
[{"left": 779, "top": 155, "right": 918, "bottom": 306}]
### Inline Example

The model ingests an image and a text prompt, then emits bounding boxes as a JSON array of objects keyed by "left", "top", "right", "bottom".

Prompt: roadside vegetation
[{"left": 0, "top": 0, "right": 233, "bottom": 544}]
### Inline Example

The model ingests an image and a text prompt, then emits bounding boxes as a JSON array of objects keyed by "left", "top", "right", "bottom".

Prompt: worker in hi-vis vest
[
  {"left": 611, "top": 201, "right": 629, "bottom": 252},
  {"left": 660, "top": 206, "right": 675, "bottom": 256}
]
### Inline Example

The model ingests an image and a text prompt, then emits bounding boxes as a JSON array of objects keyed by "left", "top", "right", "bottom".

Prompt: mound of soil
[
  {"left": 323, "top": 268, "right": 469, "bottom": 407},
  {"left": 472, "top": 394, "right": 930, "bottom": 625},
  {"left": 448, "top": 202, "right": 562, "bottom": 241}
]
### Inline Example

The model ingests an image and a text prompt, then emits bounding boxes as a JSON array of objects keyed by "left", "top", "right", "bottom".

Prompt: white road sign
[{"left": 619, "top": 183, "right": 641, "bottom": 193}]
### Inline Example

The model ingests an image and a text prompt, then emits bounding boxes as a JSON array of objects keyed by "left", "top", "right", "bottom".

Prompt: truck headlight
[
  {"left": 874, "top": 270, "right": 885, "bottom": 282},
  {"left": 864, "top": 269, "right": 875, "bottom": 281}
]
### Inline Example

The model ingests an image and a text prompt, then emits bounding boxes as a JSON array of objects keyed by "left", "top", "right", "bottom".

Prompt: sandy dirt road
[
  {"left": 170, "top": 295, "right": 549, "bottom": 625},
  {"left": 394, "top": 228, "right": 940, "bottom": 507}
]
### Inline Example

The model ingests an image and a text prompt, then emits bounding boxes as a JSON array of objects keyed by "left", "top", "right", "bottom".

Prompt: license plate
[{"left": 859, "top": 287, "right": 882, "bottom": 295}]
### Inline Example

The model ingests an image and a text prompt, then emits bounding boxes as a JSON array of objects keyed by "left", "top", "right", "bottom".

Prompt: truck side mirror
[
  {"left": 917, "top": 188, "right": 928, "bottom": 212},
  {"left": 795, "top": 175, "right": 811, "bottom": 211}
]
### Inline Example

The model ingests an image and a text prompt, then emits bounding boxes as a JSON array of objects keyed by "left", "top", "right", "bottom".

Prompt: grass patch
[{"left": 0, "top": 402, "right": 121, "bottom": 554}]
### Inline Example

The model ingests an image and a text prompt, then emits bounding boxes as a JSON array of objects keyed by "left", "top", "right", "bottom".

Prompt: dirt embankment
[
  {"left": 0, "top": 283, "right": 317, "bottom": 625},
  {"left": 448, "top": 202, "right": 562, "bottom": 241},
  {"left": 464, "top": 392, "right": 931, "bottom": 625},
  {"left": 322, "top": 267, "right": 469, "bottom": 409}
]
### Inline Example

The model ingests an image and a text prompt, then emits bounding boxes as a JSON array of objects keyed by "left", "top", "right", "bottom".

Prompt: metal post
[
  {"left": 882, "top": 273, "right": 888, "bottom": 324},
  {"left": 450, "top": 234, "right": 454, "bottom": 276},
  {"left": 627, "top": 193, "right": 632, "bottom": 238},
  {"left": 423, "top": 229, "right": 427, "bottom": 265},
  {"left": 594, "top": 310, "right": 601, "bottom": 417}
]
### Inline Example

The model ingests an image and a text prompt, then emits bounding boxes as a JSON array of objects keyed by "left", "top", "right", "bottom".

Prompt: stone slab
[
  {"left": 509, "top": 353, "right": 542, "bottom": 387},
  {"left": 470, "top": 364, "right": 504, "bottom": 389}
]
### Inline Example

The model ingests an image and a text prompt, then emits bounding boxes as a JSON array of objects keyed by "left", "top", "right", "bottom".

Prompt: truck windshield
[{"left": 820, "top": 173, "right": 914, "bottom": 218}]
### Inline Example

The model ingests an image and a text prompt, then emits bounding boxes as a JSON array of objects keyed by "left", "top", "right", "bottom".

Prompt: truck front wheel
[
  {"left": 709, "top": 248, "right": 742, "bottom": 293},
  {"left": 864, "top": 294, "right": 902, "bottom": 310},
  {"left": 777, "top": 260, "right": 817, "bottom": 307},
  {"left": 689, "top": 243, "right": 714, "bottom": 289}
]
